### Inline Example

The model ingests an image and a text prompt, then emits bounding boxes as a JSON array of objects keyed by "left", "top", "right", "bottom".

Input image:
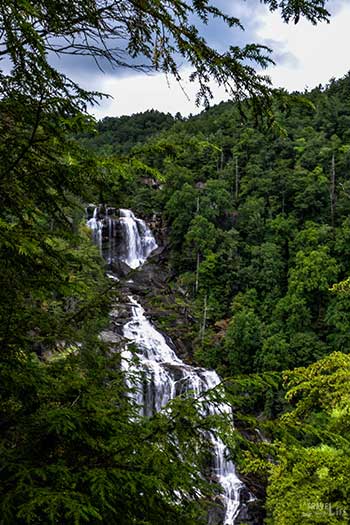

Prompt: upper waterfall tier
[
  {"left": 86, "top": 206, "right": 158, "bottom": 269},
  {"left": 119, "top": 209, "right": 158, "bottom": 268}
]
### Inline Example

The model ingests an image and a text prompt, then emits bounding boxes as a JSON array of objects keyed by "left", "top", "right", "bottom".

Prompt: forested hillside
[
  {"left": 88, "top": 73, "right": 350, "bottom": 523},
  {"left": 92, "top": 75, "right": 350, "bottom": 373},
  {"left": 80, "top": 110, "right": 178, "bottom": 154},
  {"left": 1, "top": 0, "right": 348, "bottom": 523}
]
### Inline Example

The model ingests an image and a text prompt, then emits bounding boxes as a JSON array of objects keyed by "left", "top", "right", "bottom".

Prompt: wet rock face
[
  {"left": 86, "top": 204, "right": 97, "bottom": 220},
  {"left": 208, "top": 504, "right": 226, "bottom": 525},
  {"left": 110, "top": 259, "right": 132, "bottom": 277},
  {"left": 207, "top": 488, "right": 264, "bottom": 525},
  {"left": 235, "top": 500, "right": 265, "bottom": 525},
  {"left": 123, "top": 260, "right": 169, "bottom": 292},
  {"left": 99, "top": 329, "right": 124, "bottom": 345}
]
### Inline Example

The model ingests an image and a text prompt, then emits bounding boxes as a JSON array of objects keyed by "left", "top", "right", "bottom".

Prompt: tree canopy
[{"left": 1, "top": 1, "right": 346, "bottom": 524}]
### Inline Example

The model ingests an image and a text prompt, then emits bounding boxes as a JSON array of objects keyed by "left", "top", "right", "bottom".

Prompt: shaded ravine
[{"left": 87, "top": 206, "right": 244, "bottom": 524}]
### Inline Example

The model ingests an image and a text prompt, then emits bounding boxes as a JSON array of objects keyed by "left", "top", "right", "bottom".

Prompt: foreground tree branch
[{"left": 0, "top": 0, "right": 329, "bottom": 114}]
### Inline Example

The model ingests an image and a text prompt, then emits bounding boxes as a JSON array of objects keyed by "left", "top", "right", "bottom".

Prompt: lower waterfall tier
[{"left": 122, "top": 296, "right": 243, "bottom": 524}]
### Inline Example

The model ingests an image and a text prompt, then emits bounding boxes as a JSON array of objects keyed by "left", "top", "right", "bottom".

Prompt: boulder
[
  {"left": 99, "top": 330, "right": 124, "bottom": 345},
  {"left": 110, "top": 259, "right": 132, "bottom": 277}
]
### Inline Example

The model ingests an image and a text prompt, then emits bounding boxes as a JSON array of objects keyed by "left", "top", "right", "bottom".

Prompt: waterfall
[
  {"left": 86, "top": 205, "right": 157, "bottom": 267},
  {"left": 122, "top": 297, "right": 243, "bottom": 523},
  {"left": 86, "top": 206, "right": 103, "bottom": 255},
  {"left": 119, "top": 209, "right": 158, "bottom": 268},
  {"left": 87, "top": 206, "right": 243, "bottom": 523}
]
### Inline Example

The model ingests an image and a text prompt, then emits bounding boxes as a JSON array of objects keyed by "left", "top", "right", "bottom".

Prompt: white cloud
[
  {"left": 89, "top": 2, "right": 350, "bottom": 119},
  {"left": 90, "top": 68, "right": 229, "bottom": 119},
  {"left": 257, "top": 3, "right": 350, "bottom": 92}
]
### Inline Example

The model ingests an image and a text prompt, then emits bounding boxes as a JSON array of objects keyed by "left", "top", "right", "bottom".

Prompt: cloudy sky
[{"left": 58, "top": 0, "right": 350, "bottom": 119}]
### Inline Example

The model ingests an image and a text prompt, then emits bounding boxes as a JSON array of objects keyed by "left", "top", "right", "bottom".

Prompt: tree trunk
[
  {"left": 330, "top": 153, "right": 336, "bottom": 228},
  {"left": 235, "top": 156, "right": 239, "bottom": 200},
  {"left": 200, "top": 294, "right": 208, "bottom": 344},
  {"left": 195, "top": 252, "right": 200, "bottom": 294}
]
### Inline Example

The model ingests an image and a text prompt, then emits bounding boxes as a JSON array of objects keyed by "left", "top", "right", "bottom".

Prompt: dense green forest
[
  {"left": 1, "top": 0, "right": 349, "bottom": 524},
  {"left": 84, "top": 73, "right": 350, "bottom": 523},
  {"left": 89, "top": 76, "right": 350, "bottom": 373}
]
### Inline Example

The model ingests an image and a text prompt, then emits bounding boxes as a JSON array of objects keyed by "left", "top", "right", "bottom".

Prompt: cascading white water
[
  {"left": 87, "top": 206, "right": 243, "bottom": 523},
  {"left": 122, "top": 296, "right": 243, "bottom": 524},
  {"left": 86, "top": 206, "right": 157, "bottom": 267},
  {"left": 119, "top": 209, "right": 158, "bottom": 268},
  {"left": 87, "top": 206, "right": 103, "bottom": 255}
]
